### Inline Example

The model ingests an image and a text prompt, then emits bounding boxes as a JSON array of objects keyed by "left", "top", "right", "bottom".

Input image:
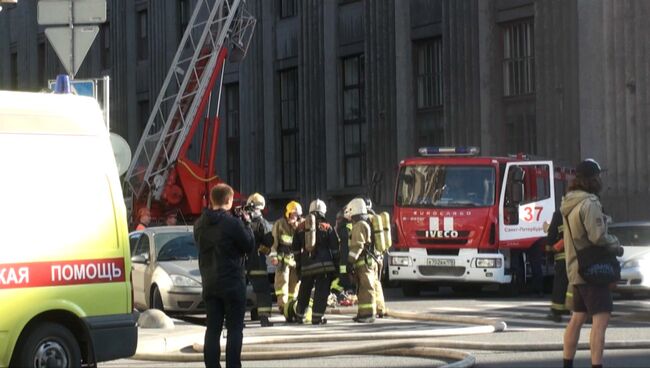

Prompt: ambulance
[
  {"left": 388, "top": 146, "right": 573, "bottom": 296},
  {"left": 0, "top": 91, "right": 137, "bottom": 367}
]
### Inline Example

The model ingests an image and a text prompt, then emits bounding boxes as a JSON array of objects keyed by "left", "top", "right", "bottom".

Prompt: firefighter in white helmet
[
  {"left": 245, "top": 193, "right": 274, "bottom": 327},
  {"left": 358, "top": 196, "right": 387, "bottom": 318},
  {"left": 270, "top": 200, "right": 303, "bottom": 317},
  {"left": 288, "top": 199, "right": 340, "bottom": 324},
  {"left": 346, "top": 198, "right": 376, "bottom": 323}
]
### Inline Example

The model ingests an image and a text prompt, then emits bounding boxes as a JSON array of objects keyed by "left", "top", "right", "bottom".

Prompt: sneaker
[
  {"left": 260, "top": 316, "right": 274, "bottom": 327},
  {"left": 376, "top": 312, "right": 386, "bottom": 319},
  {"left": 312, "top": 318, "right": 327, "bottom": 325}
]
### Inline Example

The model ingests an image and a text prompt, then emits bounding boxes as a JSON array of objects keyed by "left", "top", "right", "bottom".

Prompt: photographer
[
  {"left": 194, "top": 184, "right": 254, "bottom": 368},
  {"left": 560, "top": 159, "right": 621, "bottom": 368}
]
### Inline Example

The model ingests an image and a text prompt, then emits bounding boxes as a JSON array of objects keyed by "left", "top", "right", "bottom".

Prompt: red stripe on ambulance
[{"left": 0, "top": 258, "right": 125, "bottom": 289}]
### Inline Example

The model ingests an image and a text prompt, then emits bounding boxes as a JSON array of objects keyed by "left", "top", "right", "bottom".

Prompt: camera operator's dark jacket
[
  {"left": 560, "top": 190, "right": 619, "bottom": 285},
  {"left": 248, "top": 216, "right": 273, "bottom": 271},
  {"left": 194, "top": 208, "right": 254, "bottom": 298},
  {"left": 292, "top": 215, "right": 340, "bottom": 277}
]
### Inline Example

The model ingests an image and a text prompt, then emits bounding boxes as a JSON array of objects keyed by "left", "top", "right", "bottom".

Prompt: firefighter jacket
[
  {"left": 546, "top": 210, "right": 566, "bottom": 261},
  {"left": 247, "top": 216, "right": 273, "bottom": 272},
  {"left": 560, "top": 190, "right": 620, "bottom": 285},
  {"left": 336, "top": 220, "right": 353, "bottom": 275},
  {"left": 271, "top": 216, "right": 297, "bottom": 267},
  {"left": 292, "top": 216, "right": 340, "bottom": 277},
  {"left": 348, "top": 217, "right": 372, "bottom": 268}
]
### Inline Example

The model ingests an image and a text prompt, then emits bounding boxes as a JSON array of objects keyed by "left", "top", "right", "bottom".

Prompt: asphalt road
[{"left": 103, "top": 286, "right": 650, "bottom": 367}]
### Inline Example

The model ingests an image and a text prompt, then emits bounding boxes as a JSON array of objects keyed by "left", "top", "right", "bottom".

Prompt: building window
[
  {"left": 279, "top": 68, "right": 299, "bottom": 192},
  {"left": 279, "top": 0, "right": 296, "bottom": 18},
  {"left": 414, "top": 37, "right": 443, "bottom": 109},
  {"left": 38, "top": 42, "right": 46, "bottom": 86},
  {"left": 177, "top": 0, "right": 190, "bottom": 42},
  {"left": 137, "top": 9, "right": 148, "bottom": 61},
  {"left": 225, "top": 83, "right": 240, "bottom": 190},
  {"left": 341, "top": 55, "right": 365, "bottom": 187},
  {"left": 101, "top": 23, "right": 110, "bottom": 70},
  {"left": 138, "top": 99, "right": 150, "bottom": 134},
  {"left": 502, "top": 19, "right": 534, "bottom": 97},
  {"left": 10, "top": 50, "right": 18, "bottom": 90}
]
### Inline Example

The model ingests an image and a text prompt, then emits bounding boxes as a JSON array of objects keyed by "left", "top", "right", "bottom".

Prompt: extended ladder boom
[{"left": 124, "top": 0, "right": 255, "bottom": 214}]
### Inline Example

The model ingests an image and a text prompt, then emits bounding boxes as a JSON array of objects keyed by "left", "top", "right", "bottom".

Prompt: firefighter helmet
[
  {"left": 346, "top": 198, "right": 367, "bottom": 217},
  {"left": 309, "top": 199, "right": 327, "bottom": 216},
  {"left": 285, "top": 201, "right": 303, "bottom": 218},
  {"left": 246, "top": 193, "right": 266, "bottom": 210}
]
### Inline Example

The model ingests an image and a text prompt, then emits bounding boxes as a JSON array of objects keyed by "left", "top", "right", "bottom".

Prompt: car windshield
[
  {"left": 609, "top": 226, "right": 650, "bottom": 247},
  {"left": 154, "top": 232, "right": 198, "bottom": 261},
  {"left": 396, "top": 165, "right": 495, "bottom": 208}
]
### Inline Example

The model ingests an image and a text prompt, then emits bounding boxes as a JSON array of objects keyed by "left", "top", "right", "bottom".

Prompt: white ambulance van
[{"left": 0, "top": 91, "right": 137, "bottom": 367}]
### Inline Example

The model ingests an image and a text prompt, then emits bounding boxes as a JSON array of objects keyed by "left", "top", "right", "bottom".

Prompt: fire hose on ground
[{"left": 132, "top": 307, "right": 650, "bottom": 367}]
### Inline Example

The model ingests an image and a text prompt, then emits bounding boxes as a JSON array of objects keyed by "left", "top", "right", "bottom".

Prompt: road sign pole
[{"left": 103, "top": 75, "right": 110, "bottom": 130}]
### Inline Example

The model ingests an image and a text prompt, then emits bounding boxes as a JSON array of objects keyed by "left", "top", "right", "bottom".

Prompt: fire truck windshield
[{"left": 396, "top": 165, "right": 495, "bottom": 208}]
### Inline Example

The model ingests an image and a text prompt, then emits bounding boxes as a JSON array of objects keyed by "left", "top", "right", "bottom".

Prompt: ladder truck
[{"left": 123, "top": 0, "right": 255, "bottom": 226}]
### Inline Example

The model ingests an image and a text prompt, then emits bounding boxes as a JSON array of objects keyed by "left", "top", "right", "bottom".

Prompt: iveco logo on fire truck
[{"left": 425, "top": 230, "right": 459, "bottom": 238}]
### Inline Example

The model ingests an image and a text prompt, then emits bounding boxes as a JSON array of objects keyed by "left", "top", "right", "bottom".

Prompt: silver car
[
  {"left": 129, "top": 226, "right": 204, "bottom": 314},
  {"left": 609, "top": 222, "right": 650, "bottom": 296}
]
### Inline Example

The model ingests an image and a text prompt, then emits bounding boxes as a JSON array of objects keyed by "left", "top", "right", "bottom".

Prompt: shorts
[{"left": 572, "top": 284, "right": 613, "bottom": 315}]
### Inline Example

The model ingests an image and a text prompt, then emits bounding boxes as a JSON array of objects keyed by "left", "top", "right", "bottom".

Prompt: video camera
[{"left": 233, "top": 202, "right": 256, "bottom": 223}]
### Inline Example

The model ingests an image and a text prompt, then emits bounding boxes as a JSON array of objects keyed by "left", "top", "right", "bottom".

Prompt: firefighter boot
[
  {"left": 260, "top": 316, "right": 274, "bottom": 327},
  {"left": 353, "top": 316, "right": 375, "bottom": 323},
  {"left": 312, "top": 317, "right": 327, "bottom": 325}
]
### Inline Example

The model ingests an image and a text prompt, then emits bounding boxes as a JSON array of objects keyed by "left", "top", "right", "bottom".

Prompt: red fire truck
[{"left": 387, "top": 146, "right": 574, "bottom": 296}]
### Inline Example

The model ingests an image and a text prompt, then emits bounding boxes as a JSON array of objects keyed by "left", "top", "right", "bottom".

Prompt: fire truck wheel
[
  {"left": 500, "top": 254, "right": 525, "bottom": 297},
  {"left": 402, "top": 282, "right": 421, "bottom": 297}
]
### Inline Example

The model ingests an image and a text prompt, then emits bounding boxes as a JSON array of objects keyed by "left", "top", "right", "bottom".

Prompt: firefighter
[
  {"left": 135, "top": 207, "right": 151, "bottom": 231},
  {"left": 360, "top": 197, "right": 387, "bottom": 318},
  {"left": 270, "top": 200, "right": 303, "bottom": 317},
  {"left": 289, "top": 199, "right": 339, "bottom": 324},
  {"left": 545, "top": 209, "right": 570, "bottom": 322},
  {"left": 333, "top": 210, "right": 354, "bottom": 295},
  {"left": 246, "top": 193, "right": 274, "bottom": 327},
  {"left": 347, "top": 198, "right": 377, "bottom": 323}
]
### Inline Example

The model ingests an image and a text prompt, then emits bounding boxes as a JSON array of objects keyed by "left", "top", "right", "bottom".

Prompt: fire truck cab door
[{"left": 498, "top": 161, "right": 555, "bottom": 243}]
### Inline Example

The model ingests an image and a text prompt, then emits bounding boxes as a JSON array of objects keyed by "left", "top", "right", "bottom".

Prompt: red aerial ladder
[{"left": 123, "top": 0, "right": 255, "bottom": 226}]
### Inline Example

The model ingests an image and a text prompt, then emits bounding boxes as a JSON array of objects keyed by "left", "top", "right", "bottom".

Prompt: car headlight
[
  {"left": 475, "top": 258, "right": 502, "bottom": 268},
  {"left": 170, "top": 274, "right": 201, "bottom": 287},
  {"left": 390, "top": 255, "right": 412, "bottom": 266},
  {"left": 623, "top": 258, "right": 650, "bottom": 270}
]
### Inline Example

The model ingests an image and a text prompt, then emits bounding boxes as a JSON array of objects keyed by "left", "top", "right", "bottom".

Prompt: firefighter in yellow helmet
[
  {"left": 270, "top": 200, "right": 303, "bottom": 317},
  {"left": 245, "top": 193, "right": 274, "bottom": 327},
  {"left": 346, "top": 198, "right": 376, "bottom": 323}
]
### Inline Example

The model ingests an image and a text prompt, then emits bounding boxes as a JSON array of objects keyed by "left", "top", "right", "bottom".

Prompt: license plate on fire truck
[{"left": 427, "top": 258, "right": 454, "bottom": 267}]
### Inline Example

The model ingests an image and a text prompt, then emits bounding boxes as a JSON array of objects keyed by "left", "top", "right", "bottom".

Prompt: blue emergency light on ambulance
[{"left": 418, "top": 146, "right": 480, "bottom": 156}]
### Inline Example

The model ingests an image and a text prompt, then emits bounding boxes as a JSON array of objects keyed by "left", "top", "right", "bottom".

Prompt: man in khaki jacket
[
  {"left": 560, "top": 159, "right": 620, "bottom": 368},
  {"left": 270, "top": 201, "right": 302, "bottom": 317},
  {"left": 346, "top": 198, "right": 377, "bottom": 323}
]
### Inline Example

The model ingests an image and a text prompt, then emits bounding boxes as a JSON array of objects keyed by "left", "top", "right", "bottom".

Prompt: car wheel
[
  {"left": 14, "top": 322, "right": 82, "bottom": 368},
  {"left": 152, "top": 286, "right": 165, "bottom": 312}
]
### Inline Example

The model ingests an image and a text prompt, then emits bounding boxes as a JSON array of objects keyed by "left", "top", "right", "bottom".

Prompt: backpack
[
  {"left": 368, "top": 212, "right": 392, "bottom": 253},
  {"left": 304, "top": 213, "right": 316, "bottom": 253}
]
